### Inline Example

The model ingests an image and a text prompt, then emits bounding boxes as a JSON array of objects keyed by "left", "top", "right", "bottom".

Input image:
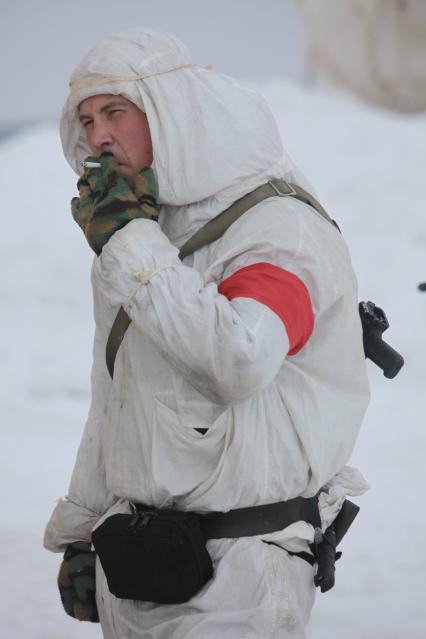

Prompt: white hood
[{"left": 60, "top": 28, "right": 313, "bottom": 247}]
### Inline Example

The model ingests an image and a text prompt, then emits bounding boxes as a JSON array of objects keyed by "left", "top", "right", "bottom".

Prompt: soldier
[{"left": 44, "top": 28, "right": 370, "bottom": 638}]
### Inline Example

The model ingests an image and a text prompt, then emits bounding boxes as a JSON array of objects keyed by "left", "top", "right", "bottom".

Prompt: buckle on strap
[{"left": 268, "top": 179, "right": 297, "bottom": 198}]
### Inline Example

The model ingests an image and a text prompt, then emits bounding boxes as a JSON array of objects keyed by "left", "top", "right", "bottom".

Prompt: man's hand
[
  {"left": 57, "top": 541, "right": 99, "bottom": 622},
  {"left": 71, "top": 152, "right": 158, "bottom": 255}
]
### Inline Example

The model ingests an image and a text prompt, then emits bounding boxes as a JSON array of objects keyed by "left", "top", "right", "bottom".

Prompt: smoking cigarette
[{"left": 82, "top": 160, "right": 101, "bottom": 168}]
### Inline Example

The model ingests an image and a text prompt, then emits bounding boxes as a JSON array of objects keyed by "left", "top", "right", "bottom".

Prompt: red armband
[{"left": 218, "top": 262, "right": 314, "bottom": 355}]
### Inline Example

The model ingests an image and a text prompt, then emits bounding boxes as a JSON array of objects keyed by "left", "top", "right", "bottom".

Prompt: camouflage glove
[
  {"left": 57, "top": 541, "right": 99, "bottom": 623},
  {"left": 71, "top": 152, "right": 158, "bottom": 256}
]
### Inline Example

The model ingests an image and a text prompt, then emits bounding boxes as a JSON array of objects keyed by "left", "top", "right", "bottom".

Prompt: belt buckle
[{"left": 268, "top": 180, "right": 297, "bottom": 197}]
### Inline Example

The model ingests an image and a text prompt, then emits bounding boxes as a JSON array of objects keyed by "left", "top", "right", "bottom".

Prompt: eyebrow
[{"left": 79, "top": 99, "right": 127, "bottom": 122}]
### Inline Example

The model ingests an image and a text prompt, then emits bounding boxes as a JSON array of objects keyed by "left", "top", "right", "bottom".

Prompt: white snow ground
[{"left": 0, "top": 83, "right": 425, "bottom": 638}]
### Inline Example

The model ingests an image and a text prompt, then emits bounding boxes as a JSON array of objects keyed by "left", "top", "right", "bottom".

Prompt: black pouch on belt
[{"left": 91, "top": 506, "right": 213, "bottom": 603}]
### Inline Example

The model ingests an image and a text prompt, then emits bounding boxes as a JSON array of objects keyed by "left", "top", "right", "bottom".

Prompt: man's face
[{"left": 78, "top": 94, "right": 153, "bottom": 187}]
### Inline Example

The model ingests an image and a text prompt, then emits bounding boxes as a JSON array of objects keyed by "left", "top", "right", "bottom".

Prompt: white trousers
[{"left": 95, "top": 536, "right": 316, "bottom": 639}]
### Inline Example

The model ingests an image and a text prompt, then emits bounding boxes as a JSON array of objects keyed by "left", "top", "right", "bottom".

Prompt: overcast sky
[{"left": 0, "top": 0, "right": 306, "bottom": 130}]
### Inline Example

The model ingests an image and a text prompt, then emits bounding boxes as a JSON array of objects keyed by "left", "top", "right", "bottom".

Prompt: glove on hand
[
  {"left": 71, "top": 152, "right": 158, "bottom": 255},
  {"left": 57, "top": 541, "right": 99, "bottom": 623}
]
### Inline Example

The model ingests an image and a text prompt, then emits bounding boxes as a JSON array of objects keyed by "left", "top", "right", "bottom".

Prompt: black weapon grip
[{"left": 364, "top": 330, "right": 404, "bottom": 379}]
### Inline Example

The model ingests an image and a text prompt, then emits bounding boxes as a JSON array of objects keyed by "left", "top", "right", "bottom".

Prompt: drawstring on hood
[{"left": 60, "top": 28, "right": 315, "bottom": 247}]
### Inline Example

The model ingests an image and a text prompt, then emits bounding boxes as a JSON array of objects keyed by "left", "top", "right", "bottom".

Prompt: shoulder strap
[{"left": 105, "top": 179, "right": 338, "bottom": 378}]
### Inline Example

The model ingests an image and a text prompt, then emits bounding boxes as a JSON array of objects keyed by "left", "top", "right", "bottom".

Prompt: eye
[{"left": 81, "top": 119, "right": 93, "bottom": 129}]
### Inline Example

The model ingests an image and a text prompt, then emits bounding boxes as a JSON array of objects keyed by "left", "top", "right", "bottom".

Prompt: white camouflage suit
[{"left": 44, "top": 29, "right": 370, "bottom": 639}]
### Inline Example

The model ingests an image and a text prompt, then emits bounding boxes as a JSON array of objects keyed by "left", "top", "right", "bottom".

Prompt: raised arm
[{"left": 92, "top": 201, "right": 317, "bottom": 405}]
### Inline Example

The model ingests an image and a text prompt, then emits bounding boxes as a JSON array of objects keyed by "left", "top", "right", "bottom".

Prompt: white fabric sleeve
[
  {"left": 92, "top": 219, "right": 290, "bottom": 405},
  {"left": 44, "top": 290, "right": 115, "bottom": 552}
]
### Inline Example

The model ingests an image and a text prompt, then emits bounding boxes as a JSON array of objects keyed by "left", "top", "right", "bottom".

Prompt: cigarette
[{"left": 82, "top": 160, "right": 101, "bottom": 168}]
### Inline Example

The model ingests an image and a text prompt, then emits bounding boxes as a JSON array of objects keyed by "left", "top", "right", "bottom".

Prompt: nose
[{"left": 89, "top": 120, "right": 114, "bottom": 153}]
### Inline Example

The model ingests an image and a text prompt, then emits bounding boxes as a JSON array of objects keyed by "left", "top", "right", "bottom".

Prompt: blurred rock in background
[{"left": 299, "top": 0, "right": 426, "bottom": 112}]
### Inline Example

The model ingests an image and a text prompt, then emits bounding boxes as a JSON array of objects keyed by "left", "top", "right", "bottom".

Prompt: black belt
[
  {"left": 129, "top": 496, "right": 360, "bottom": 593},
  {"left": 130, "top": 495, "right": 321, "bottom": 540}
]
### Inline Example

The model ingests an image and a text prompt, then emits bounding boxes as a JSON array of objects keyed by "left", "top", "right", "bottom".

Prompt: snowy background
[{"left": 0, "top": 79, "right": 424, "bottom": 639}]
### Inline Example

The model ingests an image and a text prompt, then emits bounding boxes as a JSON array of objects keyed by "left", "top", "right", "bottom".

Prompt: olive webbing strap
[{"left": 105, "top": 179, "right": 338, "bottom": 378}]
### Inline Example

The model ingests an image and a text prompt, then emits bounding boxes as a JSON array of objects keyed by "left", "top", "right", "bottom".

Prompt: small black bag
[{"left": 92, "top": 507, "right": 213, "bottom": 603}]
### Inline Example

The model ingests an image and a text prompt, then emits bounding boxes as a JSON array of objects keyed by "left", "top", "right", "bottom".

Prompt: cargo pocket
[{"left": 264, "top": 542, "right": 316, "bottom": 637}]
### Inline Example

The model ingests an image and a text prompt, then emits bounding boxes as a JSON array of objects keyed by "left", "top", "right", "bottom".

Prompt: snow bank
[{"left": 0, "top": 83, "right": 425, "bottom": 638}]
